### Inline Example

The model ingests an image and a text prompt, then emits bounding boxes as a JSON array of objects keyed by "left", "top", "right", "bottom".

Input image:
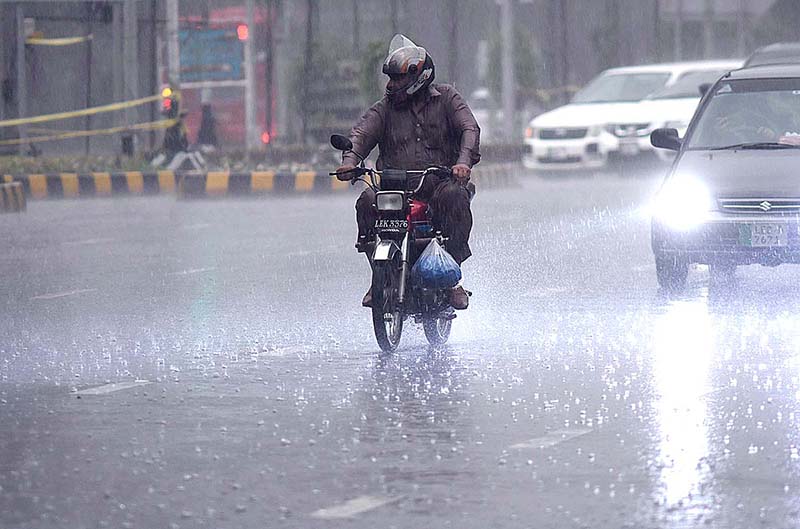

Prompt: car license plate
[
  {"left": 620, "top": 140, "right": 638, "bottom": 156},
  {"left": 547, "top": 147, "right": 569, "bottom": 160},
  {"left": 739, "top": 223, "right": 788, "bottom": 247}
]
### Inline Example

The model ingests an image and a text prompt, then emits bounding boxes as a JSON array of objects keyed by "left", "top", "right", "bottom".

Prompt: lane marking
[
  {"left": 166, "top": 267, "right": 216, "bottom": 276},
  {"left": 509, "top": 428, "right": 593, "bottom": 450},
  {"left": 63, "top": 237, "right": 115, "bottom": 246},
  {"left": 310, "top": 495, "right": 403, "bottom": 519},
  {"left": 76, "top": 380, "right": 151, "bottom": 395},
  {"left": 31, "top": 288, "right": 97, "bottom": 300}
]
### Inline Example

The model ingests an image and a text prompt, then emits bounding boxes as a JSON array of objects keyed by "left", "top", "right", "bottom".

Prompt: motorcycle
[{"left": 329, "top": 134, "right": 458, "bottom": 352}]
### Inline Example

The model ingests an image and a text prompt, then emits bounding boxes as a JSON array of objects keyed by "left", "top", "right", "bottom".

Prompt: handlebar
[{"left": 329, "top": 166, "right": 454, "bottom": 190}]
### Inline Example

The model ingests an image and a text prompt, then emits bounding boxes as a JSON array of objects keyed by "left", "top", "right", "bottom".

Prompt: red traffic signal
[{"left": 237, "top": 24, "right": 248, "bottom": 41}]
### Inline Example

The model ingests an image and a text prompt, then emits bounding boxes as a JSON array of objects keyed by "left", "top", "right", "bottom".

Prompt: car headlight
[
  {"left": 376, "top": 191, "right": 405, "bottom": 211},
  {"left": 525, "top": 126, "right": 537, "bottom": 139},
  {"left": 604, "top": 124, "right": 618, "bottom": 135},
  {"left": 652, "top": 177, "right": 713, "bottom": 231}
]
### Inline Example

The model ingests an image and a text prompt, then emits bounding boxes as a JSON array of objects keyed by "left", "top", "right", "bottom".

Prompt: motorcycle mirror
[{"left": 330, "top": 134, "right": 353, "bottom": 152}]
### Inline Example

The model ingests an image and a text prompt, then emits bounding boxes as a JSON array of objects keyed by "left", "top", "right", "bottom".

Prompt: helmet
[{"left": 382, "top": 34, "right": 435, "bottom": 103}]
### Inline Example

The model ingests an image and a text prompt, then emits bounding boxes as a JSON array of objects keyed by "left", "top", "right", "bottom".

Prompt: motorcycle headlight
[
  {"left": 652, "top": 177, "right": 713, "bottom": 231},
  {"left": 376, "top": 191, "right": 405, "bottom": 211}
]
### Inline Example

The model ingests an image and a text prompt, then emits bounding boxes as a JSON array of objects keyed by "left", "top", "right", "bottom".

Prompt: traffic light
[
  {"left": 236, "top": 24, "right": 248, "bottom": 41},
  {"left": 161, "top": 86, "right": 179, "bottom": 119}
]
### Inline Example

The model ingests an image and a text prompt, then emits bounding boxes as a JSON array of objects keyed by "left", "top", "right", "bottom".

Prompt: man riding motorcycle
[{"left": 336, "top": 34, "right": 481, "bottom": 310}]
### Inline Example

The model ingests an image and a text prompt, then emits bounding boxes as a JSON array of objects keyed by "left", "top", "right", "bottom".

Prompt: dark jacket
[{"left": 343, "top": 84, "right": 481, "bottom": 171}]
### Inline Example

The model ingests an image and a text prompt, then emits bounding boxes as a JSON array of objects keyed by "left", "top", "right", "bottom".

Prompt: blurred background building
[{"left": 1, "top": 0, "right": 798, "bottom": 155}]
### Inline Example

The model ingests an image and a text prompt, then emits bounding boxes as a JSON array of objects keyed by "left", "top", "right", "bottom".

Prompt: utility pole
[
  {"left": 559, "top": 0, "right": 569, "bottom": 105},
  {"left": 448, "top": 0, "right": 458, "bottom": 86},
  {"left": 352, "top": 0, "right": 359, "bottom": 55},
  {"left": 15, "top": 4, "right": 27, "bottom": 155},
  {"left": 674, "top": 0, "right": 683, "bottom": 61},
  {"left": 302, "top": 0, "right": 315, "bottom": 143},
  {"left": 123, "top": 0, "right": 140, "bottom": 152},
  {"left": 390, "top": 0, "right": 398, "bottom": 34},
  {"left": 244, "top": 0, "right": 256, "bottom": 150},
  {"left": 166, "top": 0, "right": 180, "bottom": 88},
  {"left": 703, "top": 0, "right": 714, "bottom": 59},
  {"left": 85, "top": 3, "right": 94, "bottom": 155},
  {"left": 264, "top": 0, "right": 274, "bottom": 143},
  {"left": 736, "top": 0, "right": 747, "bottom": 57},
  {"left": 500, "top": 0, "right": 514, "bottom": 140}
]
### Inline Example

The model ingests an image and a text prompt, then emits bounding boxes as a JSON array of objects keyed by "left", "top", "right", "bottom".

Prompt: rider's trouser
[{"left": 355, "top": 179, "right": 474, "bottom": 264}]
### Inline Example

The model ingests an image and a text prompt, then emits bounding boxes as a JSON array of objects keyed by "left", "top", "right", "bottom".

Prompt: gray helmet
[{"left": 382, "top": 34, "right": 435, "bottom": 100}]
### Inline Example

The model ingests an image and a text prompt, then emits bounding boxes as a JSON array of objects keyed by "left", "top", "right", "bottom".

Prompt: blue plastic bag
[{"left": 411, "top": 239, "right": 462, "bottom": 289}]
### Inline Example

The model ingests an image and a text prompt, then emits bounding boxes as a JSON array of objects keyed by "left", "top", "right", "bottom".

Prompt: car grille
[
  {"left": 718, "top": 198, "right": 800, "bottom": 214},
  {"left": 538, "top": 128, "right": 587, "bottom": 140},
  {"left": 608, "top": 123, "right": 650, "bottom": 137},
  {"left": 537, "top": 156, "right": 582, "bottom": 164}
]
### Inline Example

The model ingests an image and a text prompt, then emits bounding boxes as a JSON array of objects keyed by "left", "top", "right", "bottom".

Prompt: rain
[{"left": 3, "top": 1, "right": 800, "bottom": 528}]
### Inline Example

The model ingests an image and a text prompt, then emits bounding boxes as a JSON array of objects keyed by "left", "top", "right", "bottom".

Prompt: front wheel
[
  {"left": 655, "top": 254, "right": 688, "bottom": 291},
  {"left": 371, "top": 261, "right": 404, "bottom": 352},
  {"left": 423, "top": 313, "right": 452, "bottom": 346}
]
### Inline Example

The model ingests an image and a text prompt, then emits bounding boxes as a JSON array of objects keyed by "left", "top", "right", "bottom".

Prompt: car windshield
[
  {"left": 571, "top": 72, "right": 671, "bottom": 103},
  {"left": 647, "top": 70, "right": 728, "bottom": 99},
  {"left": 686, "top": 78, "right": 800, "bottom": 149}
]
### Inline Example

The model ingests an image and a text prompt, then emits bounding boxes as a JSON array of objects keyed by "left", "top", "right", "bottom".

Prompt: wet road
[{"left": 4, "top": 171, "right": 800, "bottom": 528}]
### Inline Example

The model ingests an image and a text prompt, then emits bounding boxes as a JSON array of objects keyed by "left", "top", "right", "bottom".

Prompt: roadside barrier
[
  {"left": 1, "top": 164, "right": 519, "bottom": 201},
  {"left": 0, "top": 182, "right": 26, "bottom": 213},
  {"left": 2, "top": 172, "right": 176, "bottom": 199},
  {"left": 177, "top": 170, "right": 351, "bottom": 198}
]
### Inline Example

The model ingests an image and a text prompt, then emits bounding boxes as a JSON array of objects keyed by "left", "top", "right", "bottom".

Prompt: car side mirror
[
  {"left": 698, "top": 83, "right": 712, "bottom": 96},
  {"left": 650, "top": 128, "right": 682, "bottom": 151},
  {"left": 330, "top": 134, "right": 353, "bottom": 152}
]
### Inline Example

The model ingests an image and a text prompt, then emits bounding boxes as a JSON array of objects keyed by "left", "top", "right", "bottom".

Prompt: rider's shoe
[
  {"left": 362, "top": 287, "right": 373, "bottom": 308},
  {"left": 450, "top": 285, "right": 470, "bottom": 310}
]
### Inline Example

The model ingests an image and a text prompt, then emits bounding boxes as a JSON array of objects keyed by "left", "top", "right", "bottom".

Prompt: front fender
[{"left": 373, "top": 240, "right": 400, "bottom": 262}]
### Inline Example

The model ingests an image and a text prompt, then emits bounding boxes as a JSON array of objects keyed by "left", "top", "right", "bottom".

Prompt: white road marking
[
  {"left": 180, "top": 222, "right": 212, "bottom": 230},
  {"left": 75, "top": 380, "right": 151, "bottom": 395},
  {"left": 166, "top": 267, "right": 216, "bottom": 276},
  {"left": 31, "top": 288, "right": 97, "bottom": 300},
  {"left": 509, "top": 428, "right": 593, "bottom": 450},
  {"left": 310, "top": 495, "right": 403, "bottom": 520},
  {"left": 62, "top": 237, "right": 115, "bottom": 247}
]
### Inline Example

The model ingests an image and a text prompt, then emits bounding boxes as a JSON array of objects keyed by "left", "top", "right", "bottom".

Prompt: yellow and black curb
[
  {"left": 0, "top": 164, "right": 518, "bottom": 200},
  {"left": 0, "top": 181, "right": 25, "bottom": 213},
  {"left": 2, "top": 171, "right": 176, "bottom": 199},
  {"left": 176, "top": 170, "right": 351, "bottom": 198}
]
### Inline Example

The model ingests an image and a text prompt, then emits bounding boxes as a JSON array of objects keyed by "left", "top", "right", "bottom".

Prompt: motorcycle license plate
[
  {"left": 739, "top": 223, "right": 788, "bottom": 247},
  {"left": 375, "top": 219, "right": 408, "bottom": 232}
]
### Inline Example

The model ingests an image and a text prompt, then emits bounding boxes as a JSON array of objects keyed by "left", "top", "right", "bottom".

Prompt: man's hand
[
  {"left": 451, "top": 164, "right": 471, "bottom": 183},
  {"left": 335, "top": 165, "right": 357, "bottom": 181}
]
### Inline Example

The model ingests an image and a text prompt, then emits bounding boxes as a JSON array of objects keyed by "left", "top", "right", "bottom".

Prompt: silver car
[{"left": 650, "top": 64, "right": 800, "bottom": 289}]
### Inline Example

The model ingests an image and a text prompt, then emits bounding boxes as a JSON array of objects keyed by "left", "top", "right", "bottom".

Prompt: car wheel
[{"left": 655, "top": 254, "right": 688, "bottom": 291}]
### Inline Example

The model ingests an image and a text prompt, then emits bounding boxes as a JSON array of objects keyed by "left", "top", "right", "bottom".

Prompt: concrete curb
[
  {"left": 0, "top": 182, "right": 25, "bottom": 213},
  {"left": 2, "top": 172, "right": 176, "bottom": 199},
  {"left": 1, "top": 164, "right": 519, "bottom": 200}
]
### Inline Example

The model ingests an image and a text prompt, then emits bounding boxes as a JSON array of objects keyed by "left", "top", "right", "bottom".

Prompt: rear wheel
[
  {"left": 423, "top": 313, "right": 452, "bottom": 346},
  {"left": 371, "top": 260, "right": 404, "bottom": 353},
  {"left": 655, "top": 254, "right": 688, "bottom": 291}
]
